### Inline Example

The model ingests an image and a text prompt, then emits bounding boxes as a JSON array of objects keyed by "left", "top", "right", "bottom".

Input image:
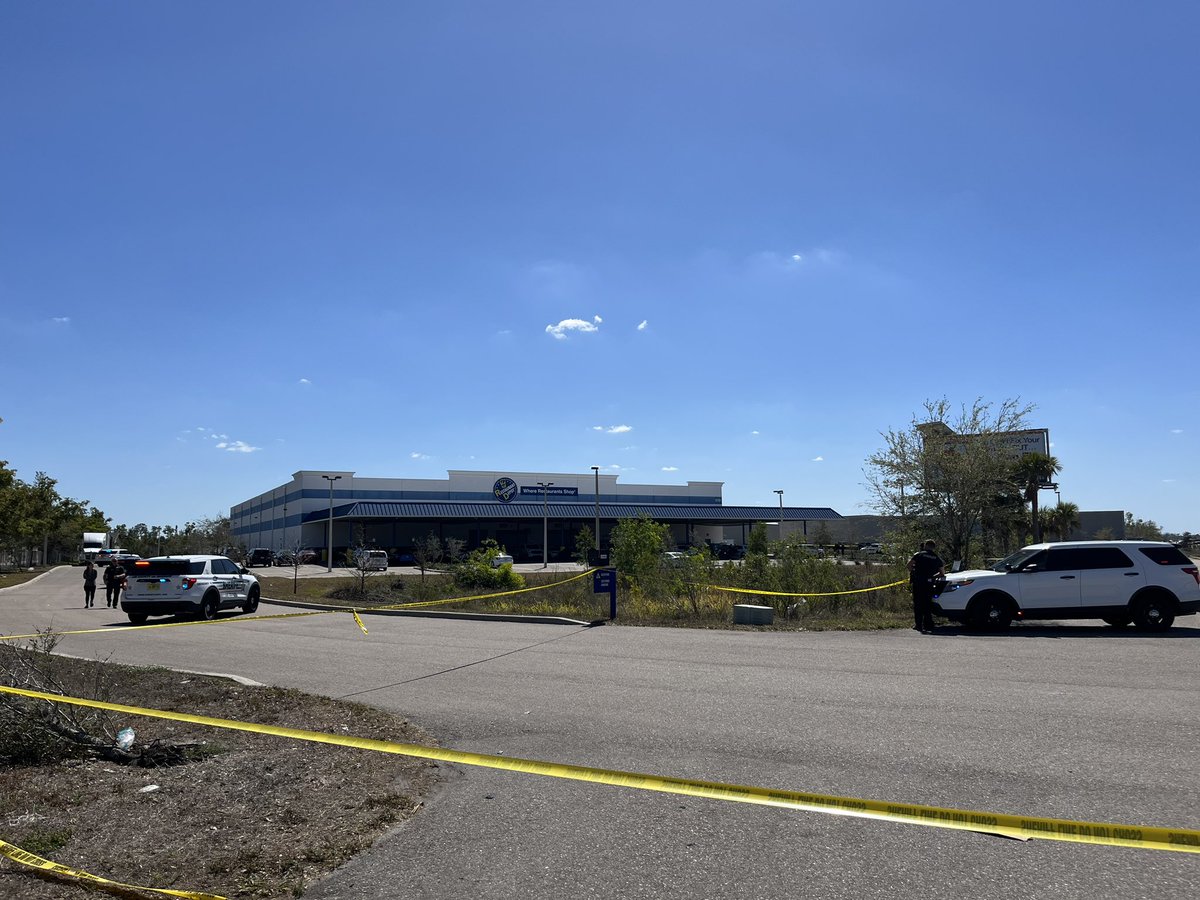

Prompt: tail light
[
  {"left": 1184, "top": 566, "right": 1199, "bottom": 586},
  {"left": 181, "top": 578, "right": 198, "bottom": 590}
]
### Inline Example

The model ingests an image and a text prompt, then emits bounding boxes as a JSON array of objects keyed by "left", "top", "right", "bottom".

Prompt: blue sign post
[{"left": 593, "top": 568, "right": 617, "bottom": 620}]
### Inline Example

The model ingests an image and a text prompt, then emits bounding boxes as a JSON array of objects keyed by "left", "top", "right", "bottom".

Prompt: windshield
[{"left": 991, "top": 548, "right": 1043, "bottom": 573}]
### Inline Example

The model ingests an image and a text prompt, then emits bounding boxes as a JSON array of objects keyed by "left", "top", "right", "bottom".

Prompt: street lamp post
[
  {"left": 774, "top": 490, "right": 784, "bottom": 542},
  {"left": 537, "top": 481, "right": 553, "bottom": 568},
  {"left": 322, "top": 475, "right": 342, "bottom": 572},
  {"left": 591, "top": 466, "right": 600, "bottom": 557}
]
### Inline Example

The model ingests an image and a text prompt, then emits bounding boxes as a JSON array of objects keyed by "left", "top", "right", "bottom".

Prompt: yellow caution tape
[
  {"left": 0, "top": 837, "right": 225, "bottom": 900},
  {"left": 2, "top": 685, "right": 1197, "bottom": 854},
  {"left": 377, "top": 567, "right": 595, "bottom": 610},
  {"left": 712, "top": 579, "right": 908, "bottom": 598},
  {"left": 0, "top": 569, "right": 599, "bottom": 643}
]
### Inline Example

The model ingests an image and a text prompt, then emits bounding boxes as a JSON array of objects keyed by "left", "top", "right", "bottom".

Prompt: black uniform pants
[{"left": 911, "top": 585, "right": 935, "bottom": 630}]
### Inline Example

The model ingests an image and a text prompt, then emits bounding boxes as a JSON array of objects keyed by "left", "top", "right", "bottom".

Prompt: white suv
[
  {"left": 122, "top": 555, "right": 260, "bottom": 625},
  {"left": 934, "top": 541, "right": 1200, "bottom": 631}
]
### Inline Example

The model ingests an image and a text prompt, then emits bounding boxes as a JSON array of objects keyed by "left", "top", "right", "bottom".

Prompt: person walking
[
  {"left": 907, "top": 539, "right": 945, "bottom": 634},
  {"left": 83, "top": 562, "right": 98, "bottom": 608},
  {"left": 106, "top": 560, "right": 127, "bottom": 608}
]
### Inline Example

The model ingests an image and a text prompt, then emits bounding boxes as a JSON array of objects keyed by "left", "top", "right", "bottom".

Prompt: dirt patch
[{"left": 0, "top": 651, "right": 439, "bottom": 899}]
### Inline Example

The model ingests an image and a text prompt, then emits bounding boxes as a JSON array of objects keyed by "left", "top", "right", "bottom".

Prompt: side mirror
[{"left": 240, "top": 566, "right": 249, "bottom": 575}]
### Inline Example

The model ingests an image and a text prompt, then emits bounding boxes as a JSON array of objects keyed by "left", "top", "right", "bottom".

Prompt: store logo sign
[{"left": 493, "top": 477, "right": 518, "bottom": 503}]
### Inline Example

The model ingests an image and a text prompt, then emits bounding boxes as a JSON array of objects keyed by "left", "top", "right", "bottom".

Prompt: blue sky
[{"left": 2, "top": 1, "right": 1197, "bottom": 532}]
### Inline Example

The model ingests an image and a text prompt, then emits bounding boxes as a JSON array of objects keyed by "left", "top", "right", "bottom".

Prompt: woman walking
[{"left": 83, "top": 561, "right": 98, "bottom": 608}]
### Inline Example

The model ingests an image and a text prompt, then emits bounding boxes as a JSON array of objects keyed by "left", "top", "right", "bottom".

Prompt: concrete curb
[{"left": 260, "top": 596, "right": 601, "bottom": 627}]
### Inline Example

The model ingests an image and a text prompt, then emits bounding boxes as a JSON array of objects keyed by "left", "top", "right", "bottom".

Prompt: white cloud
[
  {"left": 751, "top": 247, "right": 846, "bottom": 273},
  {"left": 51, "top": 316, "right": 71, "bottom": 324},
  {"left": 410, "top": 451, "right": 430, "bottom": 460},
  {"left": 812, "top": 456, "right": 824, "bottom": 462},
  {"left": 298, "top": 378, "right": 311, "bottom": 385},
  {"left": 751, "top": 430, "right": 760, "bottom": 436},
  {"left": 592, "top": 424, "right": 632, "bottom": 434},
  {"left": 637, "top": 320, "right": 648, "bottom": 331},
  {"left": 661, "top": 466, "right": 679, "bottom": 472},
  {"left": 545, "top": 315, "right": 602, "bottom": 340},
  {"left": 215, "top": 440, "right": 260, "bottom": 453},
  {"left": 1170, "top": 428, "right": 1183, "bottom": 434},
  {"left": 1163, "top": 478, "right": 1177, "bottom": 483}
]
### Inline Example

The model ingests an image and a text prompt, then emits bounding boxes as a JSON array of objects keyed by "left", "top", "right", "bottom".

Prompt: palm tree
[
  {"left": 1048, "top": 500, "right": 1081, "bottom": 540},
  {"left": 1011, "top": 453, "right": 1061, "bottom": 543}
]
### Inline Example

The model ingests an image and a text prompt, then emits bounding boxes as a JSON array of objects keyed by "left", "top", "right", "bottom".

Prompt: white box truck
[{"left": 82, "top": 532, "right": 109, "bottom": 563}]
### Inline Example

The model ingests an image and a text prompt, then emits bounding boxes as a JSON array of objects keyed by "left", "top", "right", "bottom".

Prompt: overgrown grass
[{"left": 257, "top": 561, "right": 916, "bottom": 630}]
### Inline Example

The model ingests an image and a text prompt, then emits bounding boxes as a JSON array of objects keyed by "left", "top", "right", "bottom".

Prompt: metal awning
[{"left": 303, "top": 501, "right": 841, "bottom": 523}]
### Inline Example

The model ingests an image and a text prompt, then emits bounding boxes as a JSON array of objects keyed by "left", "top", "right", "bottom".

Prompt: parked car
[
  {"left": 389, "top": 548, "right": 416, "bottom": 566},
  {"left": 354, "top": 550, "right": 389, "bottom": 571},
  {"left": 273, "top": 550, "right": 295, "bottom": 566},
  {"left": 490, "top": 553, "right": 515, "bottom": 568},
  {"left": 859, "top": 542, "right": 885, "bottom": 555},
  {"left": 122, "top": 555, "right": 260, "bottom": 624},
  {"left": 297, "top": 548, "right": 321, "bottom": 565},
  {"left": 934, "top": 541, "right": 1200, "bottom": 631}
]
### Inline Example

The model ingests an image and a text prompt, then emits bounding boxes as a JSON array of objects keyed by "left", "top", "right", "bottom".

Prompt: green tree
[
  {"left": 573, "top": 525, "right": 595, "bottom": 567},
  {"left": 413, "top": 531, "right": 444, "bottom": 585},
  {"left": 747, "top": 523, "right": 770, "bottom": 557},
  {"left": 1047, "top": 501, "right": 1080, "bottom": 541},
  {"left": 865, "top": 397, "right": 1037, "bottom": 566},
  {"left": 1124, "top": 512, "right": 1163, "bottom": 540},
  {"left": 609, "top": 515, "right": 672, "bottom": 585},
  {"left": 1011, "top": 452, "right": 1061, "bottom": 543}
]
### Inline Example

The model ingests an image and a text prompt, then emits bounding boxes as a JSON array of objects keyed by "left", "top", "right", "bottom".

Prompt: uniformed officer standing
[{"left": 907, "top": 539, "right": 945, "bottom": 634}]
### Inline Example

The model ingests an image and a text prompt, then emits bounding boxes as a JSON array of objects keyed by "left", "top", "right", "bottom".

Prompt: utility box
[{"left": 733, "top": 604, "right": 774, "bottom": 626}]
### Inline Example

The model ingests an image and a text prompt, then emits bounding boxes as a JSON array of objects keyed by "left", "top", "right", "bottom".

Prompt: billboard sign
[{"left": 921, "top": 426, "right": 1054, "bottom": 484}]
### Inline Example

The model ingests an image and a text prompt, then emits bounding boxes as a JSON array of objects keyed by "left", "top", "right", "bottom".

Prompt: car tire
[
  {"left": 967, "top": 592, "right": 1014, "bottom": 631},
  {"left": 1101, "top": 614, "right": 1131, "bottom": 628},
  {"left": 127, "top": 613, "right": 148, "bottom": 625},
  {"left": 199, "top": 592, "right": 220, "bottom": 621},
  {"left": 242, "top": 586, "right": 260, "bottom": 615},
  {"left": 1132, "top": 593, "right": 1174, "bottom": 632}
]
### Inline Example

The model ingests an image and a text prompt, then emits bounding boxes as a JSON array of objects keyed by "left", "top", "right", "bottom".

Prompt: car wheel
[
  {"left": 242, "top": 585, "right": 260, "bottom": 614},
  {"left": 199, "top": 592, "right": 220, "bottom": 621},
  {"left": 127, "top": 613, "right": 148, "bottom": 625},
  {"left": 1101, "top": 615, "right": 1131, "bottom": 628},
  {"left": 1132, "top": 594, "right": 1174, "bottom": 632},
  {"left": 967, "top": 593, "right": 1013, "bottom": 630}
]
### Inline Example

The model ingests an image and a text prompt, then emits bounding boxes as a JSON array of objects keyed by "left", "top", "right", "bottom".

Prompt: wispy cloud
[
  {"left": 592, "top": 424, "right": 632, "bottom": 434},
  {"left": 1170, "top": 428, "right": 1183, "bottom": 434},
  {"left": 750, "top": 247, "right": 846, "bottom": 274},
  {"left": 298, "top": 378, "right": 311, "bottom": 386},
  {"left": 51, "top": 316, "right": 71, "bottom": 325},
  {"left": 661, "top": 466, "right": 678, "bottom": 472},
  {"left": 812, "top": 456, "right": 824, "bottom": 462},
  {"left": 750, "top": 430, "right": 760, "bottom": 436},
  {"left": 410, "top": 451, "right": 430, "bottom": 460},
  {"left": 546, "top": 315, "right": 602, "bottom": 340},
  {"left": 637, "top": 320, "right": 648, "bottom": 331},
  {"left": 216, "top": 440, "right": 260, "bottom": 453}
]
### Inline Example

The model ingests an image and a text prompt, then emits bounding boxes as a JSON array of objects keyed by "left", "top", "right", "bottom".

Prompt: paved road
[{"left": 3, "top": 567, "right": 1198, "bottom": 899}]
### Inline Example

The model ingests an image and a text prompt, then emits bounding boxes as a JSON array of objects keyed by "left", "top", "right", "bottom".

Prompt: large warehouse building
[{"left": 233, "top": 469, "right": 842, "bottom": 563}]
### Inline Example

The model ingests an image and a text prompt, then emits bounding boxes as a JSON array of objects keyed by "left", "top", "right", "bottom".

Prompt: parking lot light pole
[
  {"left": 774, "top": 490, "right": 784, "bottom": 542},
  {"left": 322, "top": 475, "right": 342, "bottom": 572},
  {"left": 537, "top": 481, "right": 553, "bottom": 567},
  {"left": 591, "top": 466, "right": 600, "bottom": 555}
]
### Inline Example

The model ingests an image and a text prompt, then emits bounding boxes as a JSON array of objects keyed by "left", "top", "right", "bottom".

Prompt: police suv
[
  {"left": 122, "top": 555, "right": 261, "bottom": 625},
  {"left": 934, "top": 541, "right": 1200, "bottom": 631}
]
